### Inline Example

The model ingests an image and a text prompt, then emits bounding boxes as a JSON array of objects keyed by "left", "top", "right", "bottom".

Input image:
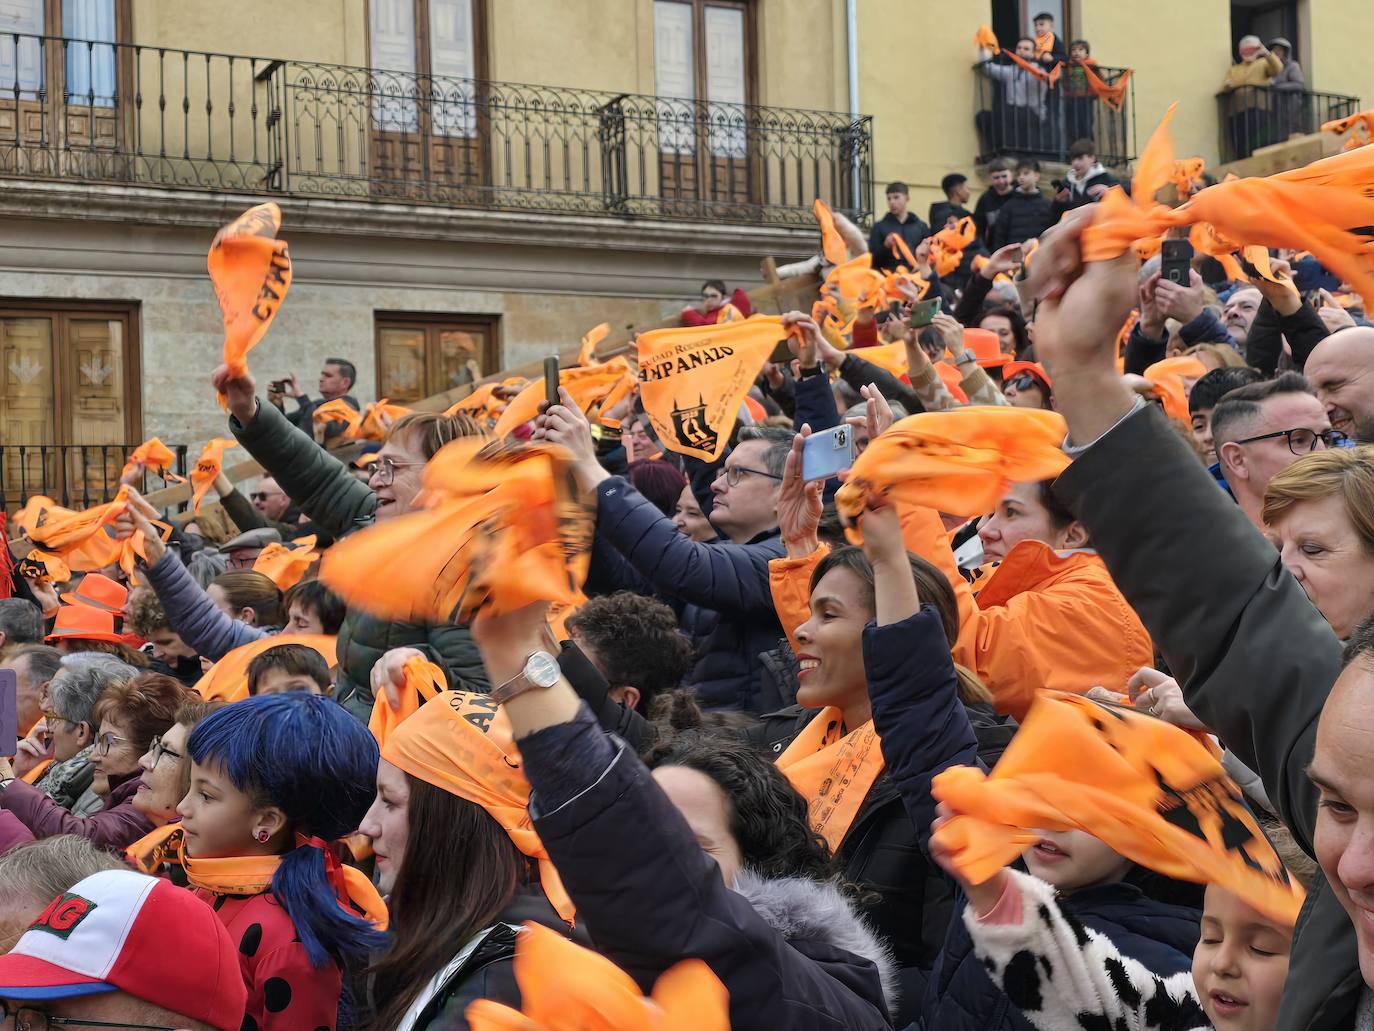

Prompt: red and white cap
[{"left": 0, "top": 869, "right": 246, "bottom": 1031}]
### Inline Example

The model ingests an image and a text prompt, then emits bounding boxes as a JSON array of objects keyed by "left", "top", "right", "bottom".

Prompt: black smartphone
[
  {"left": 769, "top": 339, "right": 795, "bottom": 364},
  {"left": 1160, "top": 239, "right": 1193, "bottom": 286},
  {"left": 544, "top": 355, "right": 560, "bottom": 407}
]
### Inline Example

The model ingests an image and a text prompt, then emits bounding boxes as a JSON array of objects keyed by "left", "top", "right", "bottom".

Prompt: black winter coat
[
  {"left": 865, "top": 605, "right": 1200, "bottom": 1031},
  {"left": 522, "top": 704, "right": 897, "bottom": 1029},
  {"left": 987, "top": 190, "right": 1054, "bottom": 250},
  {"left": 586, "top": 475, "right": 784, "bottom": 710}
]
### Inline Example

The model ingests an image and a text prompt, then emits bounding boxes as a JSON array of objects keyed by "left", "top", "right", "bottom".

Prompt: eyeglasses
[
  {"left": 720, "top": 465, "right": 783, "bottom": 488},
  {"left": 1, "top": 1004, "right": 177, "bottom": 1030},
  {"left": 371, "top": 455, "right": 426, "bottom": 487},
  {"left": 41, "top": 711, "right": 71, "bottom": 729},
  {"left": 148, "top": 734, "right": 183, "bottom": 766},
  {"left": 1232, "top": 426, "right": 1347, "bottom": 456},
  {"left": 92, "top": 731, "right": 134, "bottom": 756}
]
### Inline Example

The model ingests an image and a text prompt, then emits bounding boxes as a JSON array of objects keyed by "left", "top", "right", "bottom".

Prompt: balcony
[
  {"left": 1, "top": 443, "right": 188, "bottom": 512},
  {"left": 0, "top": 33, "right": 873, "bottom": 227},
  {"left": 1217, "top": 85, "right": 1359, "bottom": 163},
  {"left": 972, "top": 61, "right": 1136, "bottom": 167}
]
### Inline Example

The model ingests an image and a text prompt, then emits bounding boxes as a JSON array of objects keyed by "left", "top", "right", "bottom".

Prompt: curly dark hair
[
  {"left": 564, "top": 592, "right": 695, "bottom": 714},
  {"left": 645, "top": 729, "right": 837, "bottom": 883}
]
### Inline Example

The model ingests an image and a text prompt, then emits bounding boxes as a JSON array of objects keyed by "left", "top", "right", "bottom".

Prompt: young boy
[
  {"left": 1064, "top": 39, "right": 1096, "bottom": 141},
  {"left": 1031, "top": 11, "right": 1066, "bottom": 68},
  {"left": 989, "top": 158, "right": 1054, "bottom": 249},
  {"left": 929, "top": 172, "right": 972, "bottom": 230},
  {"left": 1052, "top": 138, "right": 1120, "bottom": 216}
]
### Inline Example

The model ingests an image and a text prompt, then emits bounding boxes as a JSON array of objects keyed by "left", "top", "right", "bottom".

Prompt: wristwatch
[{"left": 490, "top": 651, "right": 562, "bottom": 704}]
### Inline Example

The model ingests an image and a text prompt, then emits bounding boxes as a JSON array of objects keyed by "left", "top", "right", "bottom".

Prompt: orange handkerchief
[
  {"left": 932, "top": 692, "right": 1305, "bottom": 926},
  {"left": 368, "top": 655, "right": 446, "bottom": 752},
  {"left": 777, "top": 708, "right": 885, "bottom": 852},
  {"left": 121, "top": 438, "right": 186, "bottom": 483},
  {"left": 812, "top": 198, "right": 850, "bottom": 266},
  {"left": 835, "top": 407, "right": 1070, "bottom": 532},
  {"left": 347, "top": 399, "right": 413, "bottom": 443},
  {"left": 190, "top": 438, "right": 237, "bottom": 514},
  {"left": 208, "top": 202, "right": 291, "bottom": 378},
  {"left": 578, "top": 322, "right": 612, "bottom": 366},
  {"left": 493, "top": 359, "right": 634, "bottom": 439},
  {"left": 636, "top": 317, "right": 788, "bottom": 461},
  {"left": 320, "top": 440, "right": 591, "bottom": 624},
  {"left": 252, "top": 535, "right": 318, "bottom": 591}
]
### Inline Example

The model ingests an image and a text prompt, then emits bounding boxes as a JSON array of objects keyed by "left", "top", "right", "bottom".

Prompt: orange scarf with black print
[{"left": 776, "top": 709, "right": 885, "bottom": 851}]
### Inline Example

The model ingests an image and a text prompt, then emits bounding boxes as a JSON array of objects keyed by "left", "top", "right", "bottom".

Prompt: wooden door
[
  {"left": 653, "top": 0, "right": 754, "bottom": 215},
  {"left": 375, "top": 316, "right": 499, "bottom": 403},
  {"left": 367, "top": 0, "right": 484, "bottom": 199},
  {"left": 0, "top": 315, "right": 58, "bottom": 502}
]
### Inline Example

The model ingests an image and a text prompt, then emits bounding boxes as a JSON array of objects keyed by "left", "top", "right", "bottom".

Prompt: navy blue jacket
[
  {"left": 866, "top": 607, "right": 1199, "bottom": 1031},
  {"left": 523, "top": 705, "right": 894, "bottom": 1029},
  {"left": 587, "top": 475, "right": 784, "bottom": 710},
  {"left": 1123, "top": 309, "right": 1235, "bottom": 375}
]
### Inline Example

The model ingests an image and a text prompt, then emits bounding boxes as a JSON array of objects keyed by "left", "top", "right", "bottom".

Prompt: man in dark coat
[
  {"left": 868, "top": 181, "right": 930, "bottom": 274},
  {"left": 987, "top": 159, "right": 1054, "bottom": 250},
  {"left": 268, "top": 357, "right": 360, "bottom": 439}
]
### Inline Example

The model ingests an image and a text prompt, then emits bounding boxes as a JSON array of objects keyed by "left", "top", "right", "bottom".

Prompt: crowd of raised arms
[{"left": 3, "top": 20, "right": 1374, "bottom": 1029}]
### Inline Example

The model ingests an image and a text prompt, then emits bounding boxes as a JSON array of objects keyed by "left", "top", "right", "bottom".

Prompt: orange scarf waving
[
  {"left": 251, "top": 535, "right": 318, "bottom": 591},
  {"left": 822, "top": 253, "right": 885, "bottom": 309},
  {"left": 930, "top": 216, "right": 978, "bottom": 278},
  {"left": 493, "top": 358, "right": 634, "bottom": 439},
  {"left": 445, "top": 378, "right": 529, "bottom": 428},
  {"left": 1323, "top": 109, "right": 1374, "bottom": 150},
  {"left": 120, "top": 438, "right": 185, "bottom": 483},
  {"left": 1078, "top": 61, "right": 1132, "bottom": 113},
  {"left": 22, "top": 486, "right": 164, "bottom": 576},
  {"left": 637, "top": 317, "right": 789, "bottom": 461},
  {"left": 195, "top": 634, "right": 337, "bottom": 702},
  {"left": 189, "top": 438, "right": 237, "bottom": 514},
  {"left": 368, "top": 655, "right": 446, "bottom": 751},
  {"left": 319, "top": 440, "right": 590, "bottom": 624},
  {"left": 347, "top": 399, "right": 413, "bottom": 442},
  {"left": 578, "top": 322, "right": 612, "bottom": 366},
  {"left": 974, "top": 25, "right": 1000, "bottom": 53},
  {"left": 385, "top": 692, "right": 575, "bottom": 924},
  {"left": 1172, "top": 156, "right": 1206, "bottom": 199},
  {"left": 313, "top": 398, "right": 363, "bottom": 436},
  {"left": 466, "top": 923, "right": 727, "bottom": 1031},
  {"left": 777, "top": 710, "right": 885, "bottom": 852},
  {"left": 208, "top": 202, "right": 292, "bottom": 379},
  {"left": 932, "top": 692, "right": 1305, "bottom": 926},
  {"left": 835, "top": 408, "right": 1070, "bottom": 532},
  {"left": 126, "top": 823, "right": 387, "bottom": 930},
  {"left": 1004, "top": 49, "right": 1062, "bottom": 86},
  {"left": 812, "top": 198, "right": 850, "bottom": 266},
  {"left": 16, "top": 550, "right": 70, "bottom": 585}
]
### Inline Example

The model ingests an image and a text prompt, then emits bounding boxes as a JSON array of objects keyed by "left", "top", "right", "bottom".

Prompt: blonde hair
[
  {"left": 1185, "top": 342, "right": 1248, "bottom": 370},
  {"left": 1262, "top": 445, "right": 1374, "bottom": 556},
  {"left": 387, "top": 411, "right": 485, "bottom": 460}
]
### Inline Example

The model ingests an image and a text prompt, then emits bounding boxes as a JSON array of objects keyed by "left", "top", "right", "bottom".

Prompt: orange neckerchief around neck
[
  {"left": 776, "top": 708, "right": 885, "bottom": 852},
  {"left": 126, "top": 824, "right": 388, "bottom": 929}
]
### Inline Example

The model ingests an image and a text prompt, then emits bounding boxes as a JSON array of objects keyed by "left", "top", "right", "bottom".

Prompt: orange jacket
[{"left": 768, "top": 509, "right": 1152, "bottom": 722}]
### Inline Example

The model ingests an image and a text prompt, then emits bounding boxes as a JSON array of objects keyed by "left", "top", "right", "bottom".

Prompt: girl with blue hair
[{"left": 158, "top": 692, "right": 387, "bottom": 1031}]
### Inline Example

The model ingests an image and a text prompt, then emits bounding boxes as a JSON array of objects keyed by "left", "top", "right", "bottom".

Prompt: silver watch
[{"left": 490, "top": 651, "right": 561, "bottom": 704}]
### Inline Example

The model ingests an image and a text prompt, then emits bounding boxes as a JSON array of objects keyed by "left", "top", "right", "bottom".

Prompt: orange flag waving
[
  {"left": 1322, "top": 109, "right": 1374, "bottom": 150},
  {"left": 368, "top": 655, "right": 445, "bottom": 752},
  {"left": 636, "top": 317, "right": 788, "bottom": 461},
  {"left": 194, "top": 633, "right": 337, "bottom": 703},
  {"left": 930, "top": 216, "right": 978, "bottom": 278},
  {"left": 21, "top": 487, "right": 159, "bottom": 575},
  {"left": 15, "top": 550, "right": 70, "bottom": 585},
  {"left": 208, "top": 202, "right": 292, "bottom": 378},
  {"left": 835, "top": 407, "right": 1070, "bottom": 532},
  {"left": 1171, "top": 156, "right": 1206, "bottom": 199},
  {"left": 812, "top": 198, "right": 850, "bottom": 266},
  {"left": 493, "top": 359, "right": 634, "bottom": 439},
  {"left": 932, "top": 692, "right": 1306, "bottom": 926},
  {"left": 347, "top": 399, "right": 412, "bottom": 443},
  {"left": 319, "top": 440, "right": 591, "bottom": 624},
  {"left": 120, "top": 438, "right": 186, "bottom": 483},
  {"left": 252, "top": 535, "right": 318, "bottom": 591},
  {"left": 577, "top": 322, "right": 612, "bottom": 366},
  {"left": 466, "top": 923, "right": 728, "bottom": 1031},
  {"left": 974, "top": 24, "right": 1000, "bottom": 52},
  {"left": 190, "top": 438, "right": 237, "bottom": 514},
  {"left": 313, "top": 398, "right": 363, "bottom": 436}
]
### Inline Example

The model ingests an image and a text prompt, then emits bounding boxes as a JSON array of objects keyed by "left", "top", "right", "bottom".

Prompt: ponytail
[{"left": 272, "top": 842, "right": 387, "bottom": 968}]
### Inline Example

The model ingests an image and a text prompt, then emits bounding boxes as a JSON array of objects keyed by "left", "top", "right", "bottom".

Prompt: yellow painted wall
[
  {"left": 130, "top": 0, "right": 366, "bottom": 66},
  {"left": 755, "top": 0, "right": 846, "bottom": 112},
  {"left": 487, "top": 1, "right": 652, "bottom": 93},
  {"left": 1303, "top": 0, "right": 1374, "bottom": 108},
  {"left": 1074, "top": 1, "right": 1231, "bottom": 171}
]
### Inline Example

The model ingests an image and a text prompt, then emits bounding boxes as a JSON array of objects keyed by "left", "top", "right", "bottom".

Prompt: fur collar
[{"left": 732, "top": 870, "right": 899, "bottom": 1015}]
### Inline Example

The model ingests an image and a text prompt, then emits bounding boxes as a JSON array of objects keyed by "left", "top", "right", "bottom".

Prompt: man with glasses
[
  {"left": 0, "top": 869, "right": 245, "bottom": 1030},
  {"left": 1212, "top": 372, "right": 1340, "bottom": 529}
]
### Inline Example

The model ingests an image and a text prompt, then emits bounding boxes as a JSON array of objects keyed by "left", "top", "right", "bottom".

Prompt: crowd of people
[{"left": 2, "top": 75, "right": 1374, "bottom": 1031}]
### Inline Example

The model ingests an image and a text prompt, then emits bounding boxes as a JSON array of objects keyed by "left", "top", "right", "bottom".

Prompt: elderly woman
[
  {"left": 13, "top": 654, "right": 136, "bottom": 817},
  {"left": 1264, "top": 446, "right": 1374, "bottom": 640},
  {"left": 0, "top": 672, "right": 192, "bottom": 852},
  {"left": 1221, "top": 35, "right": 1283, "bottom": 157},
  {"left": 129, "top": 698, "right": 222, "bottom": 829}
]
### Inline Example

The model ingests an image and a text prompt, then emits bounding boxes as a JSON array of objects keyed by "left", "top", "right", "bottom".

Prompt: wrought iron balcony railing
[
  {"left": 0, "top": 33, "right": 872, "bottom": 226},
  {"left": 972, "top": 60, "right": 1136, "bottom": 167},
  {"left": 1217, "top": 85, "right": 1359, "bottom": 163},
  {"left": 1, "top": 443, "right": 188, "bottom": 512}
]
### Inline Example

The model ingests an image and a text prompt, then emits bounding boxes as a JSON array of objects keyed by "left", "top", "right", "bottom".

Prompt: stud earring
[{"left": 255, "top": 829, "right": 270, "bottom": 843}]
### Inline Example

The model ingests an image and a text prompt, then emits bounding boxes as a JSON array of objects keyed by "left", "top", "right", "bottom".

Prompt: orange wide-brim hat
[
  {"left": 964, "top": 328, "right": 1012, "bottom": 368},
  {"left": 46, "top": 603, "right": 124, "bottom": 644},
  {"left": 59, "top": 572, "right": 128, "bottom": 614}
]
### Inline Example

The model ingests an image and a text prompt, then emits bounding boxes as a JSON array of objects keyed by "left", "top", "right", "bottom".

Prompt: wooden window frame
[
  {"left": 373, "top": 311, "right": 501, "bottom": 403},
  {"left": 655, "top": 0, "right": 758, "bottom": 111},
  {"left": 0, "top": 297, "right": 142, "bottom": 444},
  {"left": 363, "top": 0, "right": 490, "bottom": 83}
]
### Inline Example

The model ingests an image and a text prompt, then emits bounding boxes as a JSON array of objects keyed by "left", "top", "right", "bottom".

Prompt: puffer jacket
[
  {"left": 229, "top": 398, "right": 488, "bottom": 719},
  {"left": 987, "top": 190, "right": 1054, "bottom": 250},
  {"left": 745, "top": 695, "right": 1016, "bottom": 1025},
  {"left": 522, "top": 703, "right": 896, "bottom": 1029},
  {"left": 586, "top": 475, "right": 784, "bottom": 710},
  {"left": 866, "top": 605, "right": 1199, "bottom": 1031}
]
